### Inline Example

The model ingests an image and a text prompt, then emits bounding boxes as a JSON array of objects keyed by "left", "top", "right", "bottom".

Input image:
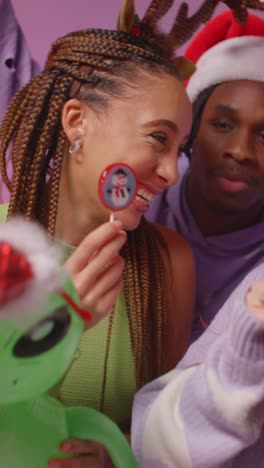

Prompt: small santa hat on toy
[
  {"left": 185, "top": 11, "right": 264, "bottom": 103},
  {"left": 0, "top": 218, "right": 62, "bottom": 324},
  {"left": 0, "top": 218, "right": 92, "bottom": 325}
]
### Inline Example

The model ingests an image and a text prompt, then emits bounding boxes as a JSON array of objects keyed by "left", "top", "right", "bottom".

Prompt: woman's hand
[
  {"left": 64, "top": 221, "right": 127, "bottom": 328},
  {"left": 48, "top": 439, "right": 114, "bottom": 467}
]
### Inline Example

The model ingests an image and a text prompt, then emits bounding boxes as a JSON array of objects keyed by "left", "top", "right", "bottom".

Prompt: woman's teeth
[{"left": 136, "top": 188, "right": 155, "bottom": 205}]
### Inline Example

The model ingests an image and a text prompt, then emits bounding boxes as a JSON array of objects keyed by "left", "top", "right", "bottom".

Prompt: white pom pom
[{"left": 0, "top": 217, "right": 63, "bottom": 325}]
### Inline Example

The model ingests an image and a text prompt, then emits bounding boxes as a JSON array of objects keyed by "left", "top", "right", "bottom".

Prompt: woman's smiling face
[{"left": 64, "top": 71, "right": 192, "bottom": 231}]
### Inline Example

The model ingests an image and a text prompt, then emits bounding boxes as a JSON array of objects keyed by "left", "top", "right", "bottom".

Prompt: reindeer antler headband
[
  {"left": 46, "top": 0, "right": 264, "bottom": 83},
  {"left": 117, "top": 0, "right": 264, "bottom": 76},
  {"left": 118, "top": 0, "right": 264, "bottom": 46}
]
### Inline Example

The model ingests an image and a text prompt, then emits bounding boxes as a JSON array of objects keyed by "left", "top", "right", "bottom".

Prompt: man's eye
[
  {"left": 257, "top": 130, "right": 264, "bottom": 143},
  {"left": 177, "top": 145, "right": 184, "bottom": 157},
  {"left": 211, "top": 120, "right": 232, "bottom": 130},
  {"left": 151, "top": 133, "right": 168, "bottom": 145}
]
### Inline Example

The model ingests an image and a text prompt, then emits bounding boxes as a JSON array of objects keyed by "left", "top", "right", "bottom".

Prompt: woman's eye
[{"left": 151, "top": 133, "right": 168, "bottom": 145}]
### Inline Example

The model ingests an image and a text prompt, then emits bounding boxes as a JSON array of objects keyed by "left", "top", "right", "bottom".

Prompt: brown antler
[
  {"left": 223, "top": 0, "right": 264, "bottom": 9},
  {"left": 117, "top": 0, "right": 264, "bottom": 56},
  {"left": 243, "top": 0, "right": 264, "bottom": 7},
  {"left": 222, "top": 0, "right": 264, "bottom": 23},
  {"left": 170, "top": 0, "right": 264, "bottom": 48},
  {"left": 141, "top": 0, "right": 174, "bottom": 26},
  {"left": 170, "top": 0, "right": 221, "bottom": 48},
  {"left": 117, "top": 0, "right": 135, "bottom": 33}
]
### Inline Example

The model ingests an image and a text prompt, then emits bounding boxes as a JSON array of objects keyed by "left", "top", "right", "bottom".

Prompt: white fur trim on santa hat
[
  {"left": 187, "top": 36, "right": 264, "bottom": 103},
  {"left": 0, "top": 217, "right": 62, "bottom": 326}
]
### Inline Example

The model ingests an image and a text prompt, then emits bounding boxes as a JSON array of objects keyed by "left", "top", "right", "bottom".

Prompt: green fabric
[
  {"left": 58, "top": 293, "right": 136, "bottom": 427},
  {"left": 0, "top": 204, "right": 8, "bottom": 222},
  {"left": 0, "top": 204, "right": 136, "bottom": 427}
]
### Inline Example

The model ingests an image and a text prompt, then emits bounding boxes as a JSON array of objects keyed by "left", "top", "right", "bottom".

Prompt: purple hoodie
[
  {"left": 0, "top": 0, "right": 40, "bottom": 202},
  {"left": 146, "top": 156, "right": 264, "bottom": 341},
  {"left": 0, "top": 0, "right": 40, "bottom": 123}
]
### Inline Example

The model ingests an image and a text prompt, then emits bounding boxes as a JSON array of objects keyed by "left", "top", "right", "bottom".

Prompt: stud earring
[{"left": 69, "top": 137, "right": 81, "bottom": 154}]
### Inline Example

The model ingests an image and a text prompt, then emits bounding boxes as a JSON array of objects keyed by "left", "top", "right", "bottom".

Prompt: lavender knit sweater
[{"left": 132, "top": 262, "right": 264, "bottom": 467}]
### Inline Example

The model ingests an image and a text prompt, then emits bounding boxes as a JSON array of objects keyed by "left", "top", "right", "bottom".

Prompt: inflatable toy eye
[{"left": 13, "top": 306, "right": 71, "bottom": 357}]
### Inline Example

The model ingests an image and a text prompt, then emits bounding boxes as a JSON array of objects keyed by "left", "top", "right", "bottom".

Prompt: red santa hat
[{"left": 185, "top": 11, "right": 264, "bottom": 103}]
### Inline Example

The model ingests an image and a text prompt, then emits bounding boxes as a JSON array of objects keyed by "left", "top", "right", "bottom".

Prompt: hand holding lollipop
[{"left": 65, "top": 163, "right": 136, "bottom": 327}]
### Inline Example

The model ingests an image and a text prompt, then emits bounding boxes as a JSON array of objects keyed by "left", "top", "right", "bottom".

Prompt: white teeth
[
  {"left": 135, "top": 194, "right": 148, "bottom": 206},
  {"left": 137, "top": 188, "right": 155, "bottom": 202}
]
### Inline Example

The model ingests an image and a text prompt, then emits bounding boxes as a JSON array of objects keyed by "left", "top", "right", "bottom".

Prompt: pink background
[{"left": 11, "top": 0, "right": 232, "bottom": 65}]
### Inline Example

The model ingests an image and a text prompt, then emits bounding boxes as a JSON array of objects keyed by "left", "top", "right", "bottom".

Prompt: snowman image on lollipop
[
  {"left": 99, "top": 163, "right": 137, "bottom": 220},
  {"left": 109, "top": 168, "right": 131, "bottom": 208}
]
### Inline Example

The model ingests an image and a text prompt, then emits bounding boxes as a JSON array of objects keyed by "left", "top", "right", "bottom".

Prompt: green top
[{"left": 0, "top": 204, "right": 135, "bottom": 427}]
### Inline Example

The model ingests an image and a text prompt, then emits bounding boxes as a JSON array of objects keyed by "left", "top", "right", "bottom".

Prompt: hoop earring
[{"left": 69, "top": 137, "right": 81, "bottom": 154}]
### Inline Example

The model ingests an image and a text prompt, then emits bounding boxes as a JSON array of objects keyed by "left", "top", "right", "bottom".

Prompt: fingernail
[
  {"left": 113, "top": 220, "right": 122, "bottom": 229},
  {"left": 48, "top": 461, "right": 61, "bottom": 468},
  {"left": 98, "top": 448, "right": 106, "bottom": 463},
  {"left": 61, "top": 441, "right": 72, "bottom": 451},
  {"left": 119, "top": 229, "right": 127, "bottom": 237}
]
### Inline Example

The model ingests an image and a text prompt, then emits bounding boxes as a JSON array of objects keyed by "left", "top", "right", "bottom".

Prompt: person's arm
[
  {"left": 132, "top": 268, "right": 264, "bottom": 467},
  {"left": 0, "top": 0, "right": 41, "bottom": 124}
]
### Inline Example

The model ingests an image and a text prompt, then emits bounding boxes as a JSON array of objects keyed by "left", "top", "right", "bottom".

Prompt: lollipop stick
[{"left": 110, "top": 212, "right": 115, "bottom": 223}]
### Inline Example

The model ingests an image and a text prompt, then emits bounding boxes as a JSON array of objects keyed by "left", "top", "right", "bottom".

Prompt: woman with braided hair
[{"left": 0, "top": 0, "right": 240, "bottom": 466}]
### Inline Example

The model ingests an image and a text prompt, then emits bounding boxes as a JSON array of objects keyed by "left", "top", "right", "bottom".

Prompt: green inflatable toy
[{"left": 0, "top": 218, "right": 138, "bottom": 468}]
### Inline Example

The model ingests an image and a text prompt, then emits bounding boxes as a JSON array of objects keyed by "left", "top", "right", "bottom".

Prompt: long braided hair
[{"left": 0, "top": 0, "right": 257, "bottom": 395}]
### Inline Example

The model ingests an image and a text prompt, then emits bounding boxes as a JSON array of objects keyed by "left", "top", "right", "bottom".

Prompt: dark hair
[{"left": 183, "top": 85, "right": 218, "bottom": 158}]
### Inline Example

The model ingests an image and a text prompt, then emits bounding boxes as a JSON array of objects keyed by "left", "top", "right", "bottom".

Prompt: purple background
[{"left": 11, "top": 0, "right": 232, "bottom": 64}]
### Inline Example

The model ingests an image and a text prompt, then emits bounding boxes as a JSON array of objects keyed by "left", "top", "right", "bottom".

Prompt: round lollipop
[{"left": 98, "top": 163, "right": 137, "bottom": 221}]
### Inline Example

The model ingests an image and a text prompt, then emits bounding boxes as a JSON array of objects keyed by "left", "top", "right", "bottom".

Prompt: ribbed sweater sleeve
[{"left": 132, "top": 269, "right": 264, "bottom": 467}]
